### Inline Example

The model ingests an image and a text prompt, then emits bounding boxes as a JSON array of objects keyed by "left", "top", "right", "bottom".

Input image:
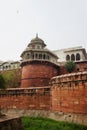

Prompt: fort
[{"left": 0, "top": 35, "right": 87, "bottom": 125}]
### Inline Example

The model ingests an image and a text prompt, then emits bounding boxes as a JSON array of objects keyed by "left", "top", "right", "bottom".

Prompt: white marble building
[
  {"left": 0, "top": 61, "right": 20, "bottom": 71},
  {"left": 53, "top": 46, "right": 87, "bottom": 62}
]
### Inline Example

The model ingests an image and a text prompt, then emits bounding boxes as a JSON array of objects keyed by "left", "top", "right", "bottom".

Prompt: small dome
[
  {"left": 31, "top": 34, "right": 43, "bottom": 43},
  {"left": 29, "top": 34, "right": 46, "bottom": 47}
]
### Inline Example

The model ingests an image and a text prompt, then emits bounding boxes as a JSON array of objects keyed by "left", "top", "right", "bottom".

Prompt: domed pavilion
[{"left": 20, "top": 34, "right": 60, "bottom": 88}]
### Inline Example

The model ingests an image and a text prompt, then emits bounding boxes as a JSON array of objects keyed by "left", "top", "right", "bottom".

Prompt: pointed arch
[
  {"left": 71, "top": 54, "right": 75, "bottom": 61},
  {"left": 76, "top": 53, "right": 80, "bottom": 61}
]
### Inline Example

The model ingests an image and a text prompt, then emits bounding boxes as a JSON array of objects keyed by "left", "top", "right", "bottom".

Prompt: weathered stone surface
[
  {"left": 1, "top": 109, "right": 87, "bottom": 126},
  {"left": 0, "top": 116, "right": 24, "bottom": 130}
]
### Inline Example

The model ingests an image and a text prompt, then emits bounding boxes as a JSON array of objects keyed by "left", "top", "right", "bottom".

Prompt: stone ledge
[
  {"left": 1, "top": 109, "right": 87, "bottom": 126},
  {"left": 0, "top": 115, "right": 24, "bottom": 130}
]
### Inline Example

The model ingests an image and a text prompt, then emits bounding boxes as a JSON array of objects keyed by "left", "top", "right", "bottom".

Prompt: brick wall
[
  {"left": 0, "top": 87, "right": 50, "bottom": 110},
  {"left": 21, "top": 60, "right": 59, "bottom": 87},
  {"left": 0, "top": 68, "right": 87, "bottom": 115},
  {"left": 51, "top": 71, "right": 87, "bottom": 114},
  {"left": 59, "top": 65, "right": 67, "bottom": 74},
  {"left": 75, "top": 62, "right": 87, "bottom": 72}
]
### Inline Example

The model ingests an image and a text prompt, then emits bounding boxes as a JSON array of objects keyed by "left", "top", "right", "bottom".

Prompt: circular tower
[{"left": 20, "top": 34, "right": 59, "bottom": 88}]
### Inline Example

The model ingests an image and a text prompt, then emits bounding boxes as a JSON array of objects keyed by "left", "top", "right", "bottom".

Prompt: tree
[
  {"left": 0, "top": 75, "right": 6, "bottom": 89},
  {"left": 65, "top": 61, "right": 75, "bottom": 73},
  {"left": 1, "top": 69, "right": 21, "bottom": 88},
  {"left": 0, "top": 75, "right": 6, "bottom": 117}
]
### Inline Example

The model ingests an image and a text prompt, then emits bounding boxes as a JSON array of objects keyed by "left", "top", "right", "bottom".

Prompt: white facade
[
  {"left": 0, "top": 61, "right": 20, "bottom": 71},
  {"left": 53, "top": 46, "right": 87, "bottom": 62},
  {"left": 53, "top": 49, "right": 66, "bottom": 62}
]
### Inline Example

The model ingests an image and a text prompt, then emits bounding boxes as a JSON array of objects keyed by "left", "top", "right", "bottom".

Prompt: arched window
[
  {"left": 71, "top": 54, "right": 75, "bottom": 61},
  {"left": 35, "top": 53, "right": 38, "bottom": 59},
  {"left": 39, "top": 54, "right": 42, "bottom": 59},
  {"left": 32, "top": 54, "right": 34, "bottom": 59},
  {"left": 26, "top": 53, "right": 30, "bottom": 59},
  {"left": 76, "top": 53, "right": 80, "bottom": 61},
  {"left": 66, "top": 55, "right": 70, "bottom": 61},
  {"left": 43, "top": 54, "right": 46, "bottom": 59},
  {"left": 47, "top": 55, "right": 50, "bottom": 60}
]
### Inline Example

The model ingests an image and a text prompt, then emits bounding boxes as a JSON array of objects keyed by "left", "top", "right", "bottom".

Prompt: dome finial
[{"left": 36, "top": 33, "right": 38, "bottom": 38}]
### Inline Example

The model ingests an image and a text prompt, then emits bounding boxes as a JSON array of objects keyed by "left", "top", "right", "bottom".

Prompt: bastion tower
[{"left": 20, "top": 34, "right": 59, "bottom": 88}]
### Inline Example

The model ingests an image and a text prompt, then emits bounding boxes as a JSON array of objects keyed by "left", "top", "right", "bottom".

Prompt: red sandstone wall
[
  {"left": 59, "top": 62, "right": 87, "bottom": 75},
  {"left": 51, "top": 72, "right": 87, "bottom": 114},
  {"left": 59, "top": 66, "right": 67, "bottom": 74},
  {"left": 0, "top": 87, "right": 50, "bottom": 110},
  {"left": 21, "top": 61, "right": 59, "bottom": 87},
  {"left": 75, "top": 62, "right": 87, "bottom": 72}
]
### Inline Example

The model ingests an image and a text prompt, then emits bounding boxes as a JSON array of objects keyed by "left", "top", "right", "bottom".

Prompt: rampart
[
  {"left": 51, "top": 71, "right": 87, "bottom": 114},
  {"left": 0, "top": 71, "right": 87, "bottom": 125},
  {"left": 0, "top": 87, "right": 50, "bottom": 110}
]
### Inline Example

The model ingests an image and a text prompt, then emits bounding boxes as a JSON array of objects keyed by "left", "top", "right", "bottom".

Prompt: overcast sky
[{"left": 0, "top": 0, "right": 87, "bottom": 61}]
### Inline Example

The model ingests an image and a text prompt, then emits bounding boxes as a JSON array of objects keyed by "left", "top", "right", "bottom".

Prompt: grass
[{"left": 22, "top": 116, "right": 87, "bottom": 130}]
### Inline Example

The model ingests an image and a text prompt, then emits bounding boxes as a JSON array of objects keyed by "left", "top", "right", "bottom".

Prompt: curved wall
[
  {"left": 21, "top": 60, "right": 59, "bottom": 88},
  {"left": 51, "top": 72, "right": 87, "bottom": 114}
]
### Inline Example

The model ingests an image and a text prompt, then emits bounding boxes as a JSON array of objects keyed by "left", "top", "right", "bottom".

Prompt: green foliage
[
  {"left": 22, "top": 117, "right": 87, "bottom": 130},
  {"left": 65, "top": 61, "right": 75, "bottom": 73},
  {"left": 0, "top": 75, "right": 6, "bottom": 89},
  {"left": 1, "top": 69, "right": 21, "bottom": 88},
  {"left": 2, "top": 71, "right": 16, "bottom": 87}
]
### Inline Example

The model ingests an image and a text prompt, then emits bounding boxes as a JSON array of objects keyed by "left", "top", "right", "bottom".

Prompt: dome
[{"left": 29, "top": 34, "right": 46, "bottom": 47}]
